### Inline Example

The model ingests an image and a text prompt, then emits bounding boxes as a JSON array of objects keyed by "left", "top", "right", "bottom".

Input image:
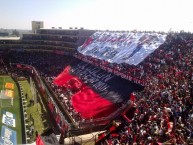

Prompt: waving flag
[
  {"left": 53, "top": 62, "right": 143, "bottom": 119},
  {"left": 53, "top": 66, "right": 74, "bottom": 86}
]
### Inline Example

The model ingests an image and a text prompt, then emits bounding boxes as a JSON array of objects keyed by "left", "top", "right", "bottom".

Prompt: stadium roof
[{"left": 0, "top": 37, "right": 20, "bottom": 40}]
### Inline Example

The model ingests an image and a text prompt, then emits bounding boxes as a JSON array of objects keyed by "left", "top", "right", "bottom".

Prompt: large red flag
[
  {"left": 71, "top": 85, "right": 117, "bottom": 119},
  {"left": 55, "top": 69, "right": 117, "bottom": 119},
  {"left": 53, "top": 66, "right": 74, "bottom": 86}
]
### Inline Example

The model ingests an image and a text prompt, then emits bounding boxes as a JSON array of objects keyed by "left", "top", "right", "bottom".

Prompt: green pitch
[
  {"left": 0, "top": 76, "right": 22, "bottom": 144},
  {"left": 19, "top": 80, "right": 50, "bottom": 142}
]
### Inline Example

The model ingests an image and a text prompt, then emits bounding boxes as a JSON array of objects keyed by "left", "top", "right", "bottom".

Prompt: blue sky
[{"left": 0, "top": 0, "right": 193, "bottom": 32}]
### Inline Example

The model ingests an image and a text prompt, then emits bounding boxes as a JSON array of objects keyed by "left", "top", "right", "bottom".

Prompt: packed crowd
[
  {"left": 6, "top": 51, "right": 76, "bottom": 77},
  {"left": 5, "top": 50, "right": 83, "bottom": 127},
  {"left": 38, "top": 29, "right": 79, "bottom": 35},
  {"left": 45, "top": 76, "right": 83, "bottom": 126},
  {"left": 74, "top": 33, "right": 193, "bottom": 87},
  {"left": 95, "top": 32, "right": 193, "bottom": 144},
  {"left": 0, "top": 53, "right": 7, "bottom": 74},
  {"left": 75, "top": 31, "right": 167, "bottom": 86},
  {"left": 22, "top": 34, "right": 78, "bottom": 43},
  {"left": 2, "top": 31, "right": 193, "bottom": 144},
  {"left": 0, "top": 40, "right": 78, "bottom": 49}
]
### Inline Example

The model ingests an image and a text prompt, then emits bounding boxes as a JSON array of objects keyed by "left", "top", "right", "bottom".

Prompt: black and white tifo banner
[
  {"left": 70, "top": 62, "right": 143, "bottom": 104},
  {"left": 2, "top": 111, "right": 16, "bottom": 127},
  {"left": 78, "top": 31, "right": 166, "bottom": 65}
]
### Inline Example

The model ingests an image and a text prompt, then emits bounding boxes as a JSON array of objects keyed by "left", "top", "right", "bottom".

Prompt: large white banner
[{"left": 78, "top": 31, "right": 166, "bottom": 65}]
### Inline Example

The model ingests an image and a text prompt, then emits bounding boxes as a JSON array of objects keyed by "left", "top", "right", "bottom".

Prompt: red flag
[
  {"left": 36, "top": 135, "right": 45, "bottom": 145},
  {"left": 167, "top": 122, "right": 173, "bottom": 133},
  {"left": 16, "top": 64, "right": 22, "bottom": 68},
  {"left": 111, "top": 133, "right": 119, "bottom": 137},
  {"left": 53, "top": 66, "right": 74, "bottom": 86},
  {"left": 130, "top": 93, "right": 136, "bottom": 103},
  {"left": 123, "top": 115, "right": 132, "bottom": 123},
  {"left": 23, "top": 65, "right": 31, "bottom": 70},
  {"left": 71, "top": 85, "right": 117, "bottom": 119},
  {"left": 109, "top": 126, "right": 116, "bottom": 132},
  {"left": 98, "top": 133, "right": 106, "bottom": 140}
]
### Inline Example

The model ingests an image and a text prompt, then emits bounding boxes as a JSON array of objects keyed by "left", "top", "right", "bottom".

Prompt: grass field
[
  {"left": 0, "top": 76, "right": 22, "bottom": 144},
  {"left": 0, "top": 76, "right": 55, "bottom": 143},
  {"left": 19, "top": 80, "right": 51, "bottom": 142}
]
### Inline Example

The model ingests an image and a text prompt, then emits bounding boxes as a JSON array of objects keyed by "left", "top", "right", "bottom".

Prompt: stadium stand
[
  {"left": 77, "top": 31, "right": 193, "bottom": 144},
  {"left": 0, "top": 28, "right": 95, "bottom": 55},
  {"left": 1, "top": 30, "right": 193, "bottom": 144}
]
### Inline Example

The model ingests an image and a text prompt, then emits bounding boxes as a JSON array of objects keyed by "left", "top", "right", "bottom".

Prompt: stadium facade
[
  {"left": 0, "top": 28, "right": 95, "bottom": 55},
  {"left": 32, "top": 21, "right": 44, "bottom": 34}
]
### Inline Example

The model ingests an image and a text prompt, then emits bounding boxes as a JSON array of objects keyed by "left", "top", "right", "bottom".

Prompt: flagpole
[{"left": 168, "top": 28, "right": 172, "bottom": 34}]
